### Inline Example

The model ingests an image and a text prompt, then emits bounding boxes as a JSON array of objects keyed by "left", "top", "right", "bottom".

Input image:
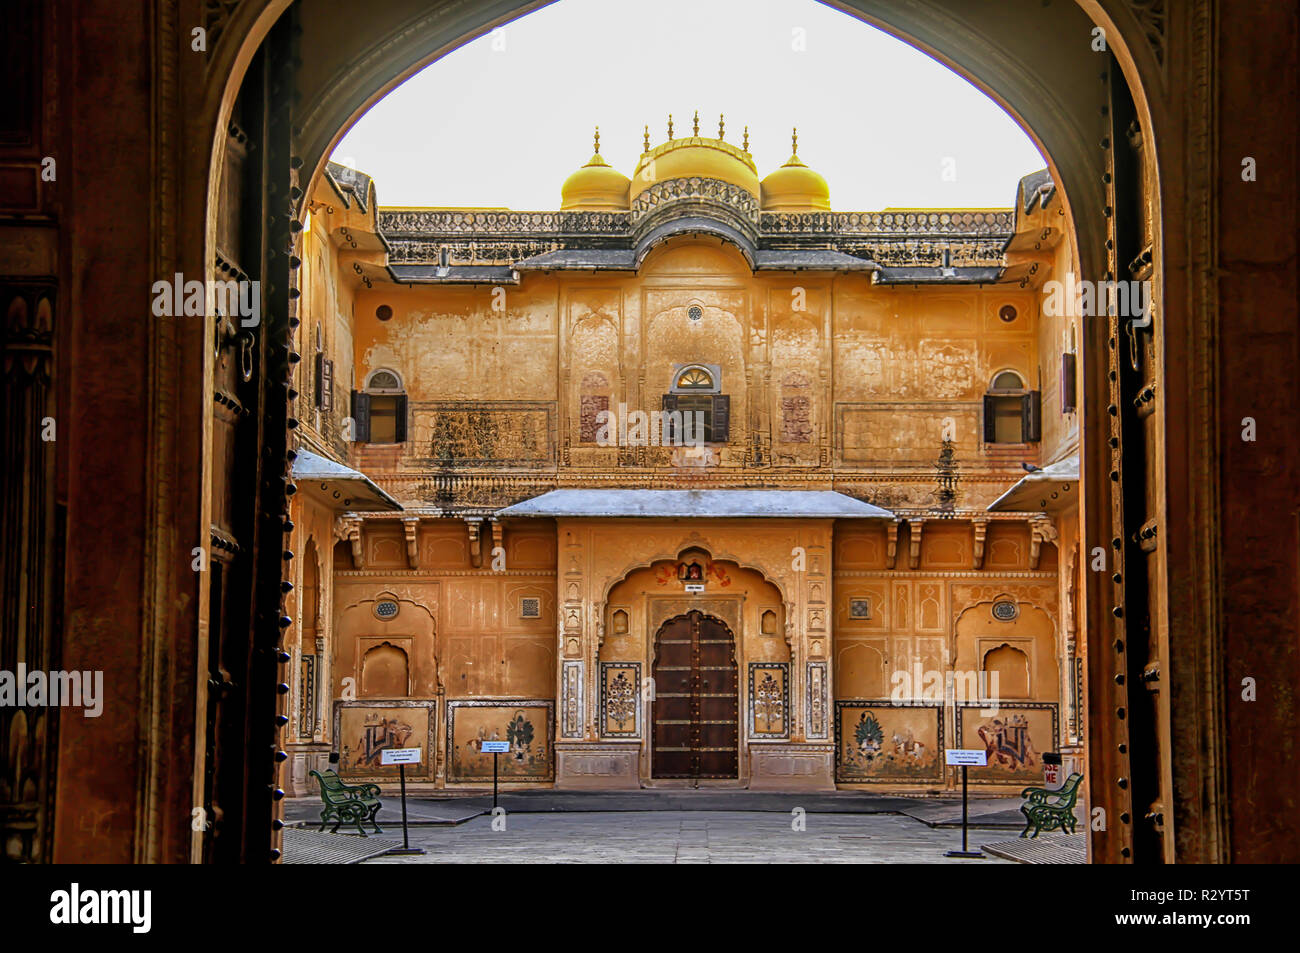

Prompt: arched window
[
  {"left": 352, "top": 368, "right": 407, "bottom": 443},
  {"left": 983, "top": 370, "right": 1040, "bottom": 445},
  {"left": 663, "top": 363, "right": 728, "bottom": 444}
]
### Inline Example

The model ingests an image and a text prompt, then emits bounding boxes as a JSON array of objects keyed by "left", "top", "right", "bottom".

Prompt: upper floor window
[
  {"left": 313, "top": 324, "right": 333, "bottom": 412},
  {"left": 352, "top": 368, "right": 407, "bottom": 444},
  {"left": 983, "top": 370, "right": 1041, "bottom": 444},
  {"left": 663, "top": 363, "right": 729, "bottom": 444}
]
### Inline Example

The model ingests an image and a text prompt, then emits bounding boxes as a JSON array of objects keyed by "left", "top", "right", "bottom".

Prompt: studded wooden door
[{"left": 651, "top": 611, "right": 738, "bottom": 780}]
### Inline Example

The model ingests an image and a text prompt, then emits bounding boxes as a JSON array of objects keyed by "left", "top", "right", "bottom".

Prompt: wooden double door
[{"left": 651, "top": 611, "right": 739, "bottom": 780}]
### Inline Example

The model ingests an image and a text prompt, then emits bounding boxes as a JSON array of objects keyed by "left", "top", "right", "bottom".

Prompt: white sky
[{"left": 331, "top": 0, "right": 1046, "bottom": 211}]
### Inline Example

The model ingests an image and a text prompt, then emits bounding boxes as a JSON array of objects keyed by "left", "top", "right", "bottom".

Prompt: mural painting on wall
[
  {"left": 601, "top": 663, "right": 641, "bottom": 737},
  {"left": 834, "top": 702, "right": 944, "bottom": 783},
  {"left": 655, "top": 559, "right": 731, "bottom": 587},
  {"left": 333, "top": 701, "right": 436, "bottom": 781},
  {"left": 423, "top": 402, "right": 553, "bottom": 467},
  {"left": 447, "top": 700, "right": 554, "bottom": 782},
  {"left": 748, "top": 663, "right": 789, "bottom": 738},
  {"left": 955, "top": 703, "right": 1059, "bottom": 783}
]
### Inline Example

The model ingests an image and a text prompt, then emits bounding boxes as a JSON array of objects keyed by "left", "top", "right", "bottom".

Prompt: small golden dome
[
  {"left": 561, "top": 127, "right": 631, "bottom": 210},
  {"left": 629, "top": 111, "right": 760, "bottom": 202},
  {"left": 760, "top": 129, "right": 831, "bottom": 212}
]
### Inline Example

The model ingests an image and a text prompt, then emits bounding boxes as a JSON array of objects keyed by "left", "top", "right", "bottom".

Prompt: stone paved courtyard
[{"left": 354, "top": 810, "right": 1015, "bottom": 864}]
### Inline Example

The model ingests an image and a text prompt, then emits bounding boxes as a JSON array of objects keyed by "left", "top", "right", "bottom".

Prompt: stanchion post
[{"left": 399, "top": 762, "right": 410, "bottom": 851}]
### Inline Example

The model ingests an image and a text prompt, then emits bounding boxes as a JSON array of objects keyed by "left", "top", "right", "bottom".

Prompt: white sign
[
  {"left": 945, "top": 748, "right": 988, "bottom": 766},
  {"left": 684, "top": 583, "right": 705, "bottom": 594},
  {"left": 380, "top": 747, "right": 422, "bottom": 765},
  {"left": 480, "top": 741, "right": 510, "bottom": 753}
]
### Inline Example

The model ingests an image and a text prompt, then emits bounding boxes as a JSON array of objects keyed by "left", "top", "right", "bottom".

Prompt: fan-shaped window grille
[
  {"left": 368, "top": 370, "right": 401, "bottom": 392},
  {"left": 676, "top": 367, "right": 714, "bottom": 390}
]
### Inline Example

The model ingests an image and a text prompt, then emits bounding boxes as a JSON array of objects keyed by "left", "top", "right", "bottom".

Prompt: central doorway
[{"left": 651, "top": 611, "right": 739, "bottom": 781}]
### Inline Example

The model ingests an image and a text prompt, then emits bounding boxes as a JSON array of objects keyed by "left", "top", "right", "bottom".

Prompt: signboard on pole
[
  {"left": 945, "top": 748, "right": 988, "bottom": 766},
  {"left": 380, "top": 747, "right": 422, "bottom": 765},
  {"left": 480, "top": 741, "right": 510, "bottom": 753}
]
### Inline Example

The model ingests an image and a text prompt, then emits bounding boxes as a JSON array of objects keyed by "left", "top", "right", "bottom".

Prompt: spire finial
[
  {"left": 692, "top": 110, "right": 699, "bottom": 137},
  {"left": 718, "top": 113, "right": 725, "bottom": 140},
  {"left": 667, "top": 113, "right": 674, "bottom": 139},
  {"left": 743, "top": 125, "right": 749, "bottom": 151},
  {"left": 593, "top": 125, "right": 600, "bottom": 155},
  {"left": 792, "top": 127, "right": 799, "bottom": 156},
  {"left": 643, "top": 125, "right": 650, "bottom": 152}
]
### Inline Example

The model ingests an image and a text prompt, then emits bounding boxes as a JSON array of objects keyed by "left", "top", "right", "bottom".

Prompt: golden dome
[
  {"left": 561, "top": 128, "right": 631, "bottom": 210},
  {"left": 629, "top": 112, "right": 760, "bottom": 202},
  {"left": 760, "top": 129, "right": 831, "bottom": 212}
]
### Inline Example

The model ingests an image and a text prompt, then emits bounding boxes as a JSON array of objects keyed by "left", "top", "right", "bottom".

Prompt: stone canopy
[{"left": 495, "top": 488, "right": 894, "bottom": 519}]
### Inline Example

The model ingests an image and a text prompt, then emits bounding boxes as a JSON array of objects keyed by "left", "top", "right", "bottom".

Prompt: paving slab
[{"left": 359, "top": 810, "right": 1017, "bottom": 864}]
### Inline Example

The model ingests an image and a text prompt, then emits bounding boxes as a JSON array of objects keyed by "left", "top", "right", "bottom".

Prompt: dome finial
[
  {"left": 692, "top": 110, "right": 699, "bottom": 137},
  {"left": 743, "top": 126, "right": 749, "bottom": 151},
  {"left": 718, "top": 113, "right": 725, "bottom": 140},
  {"left": 593, "top": 125, "right": 600, "bottom": 155},
  {"left": 643, "top": 125, "right": 650, "bottom": 152},
  {"left": 667, "top": 113, "right": 674, "bottom": 139},
  {"left": 792, "top": 127, "right": 799, "bottom": 156}
]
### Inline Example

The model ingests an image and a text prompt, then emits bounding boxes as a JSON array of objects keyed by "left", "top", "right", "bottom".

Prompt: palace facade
[{"left": 282, "top": 121, "right": 1083, "bottom": 794}]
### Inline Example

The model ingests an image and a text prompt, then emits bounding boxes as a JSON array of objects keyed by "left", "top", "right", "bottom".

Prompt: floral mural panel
[
  {"left": 601, "top": 662, "right": 641, "bottom": 737},
  {"left": 446, "top": 700, "right": 554, "bottom": 782},
  {"left": 834, "top": 701, "right": 943, "bottom": 783},
  {"left": 748, "top": 663, "right": 790, "bottom": 738}
]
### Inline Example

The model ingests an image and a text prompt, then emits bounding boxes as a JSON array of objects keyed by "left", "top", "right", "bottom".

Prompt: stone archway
[{"left": 151, "top": 0, "right": 1235, "bottom": 864}]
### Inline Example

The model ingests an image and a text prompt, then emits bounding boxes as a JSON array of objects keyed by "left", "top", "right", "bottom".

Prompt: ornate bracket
[
  {"left": 886, "top": 519, "right": 901, "bottom": 570},
  {"left": 972, "top": 518, "right": 988, "bottom": 570},
  {"left": 490, "top": 518, "right": 504, "bottom": 564},
  {"left": 465, "top": 518, "right": 482, "bottom": 568},
  {"left": 402, "top": 516, "right": 420, "bottom": 570},
  {"left": 908, "top": 518, "right": 924, "bottom": 570},
  {"left": 334, "top": 515, "right": 364, "bottom": 569},
  {"left": 1028, "top": 516, "right": 1058, "bottom": 570}
]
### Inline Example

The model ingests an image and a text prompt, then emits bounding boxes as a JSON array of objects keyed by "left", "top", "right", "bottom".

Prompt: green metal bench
[
  {"left": 1019, "top": 771, "right": 1083, "bottom": 838},
  {"left": 310, "top": 769, "right": 383, "bottom": 836}
]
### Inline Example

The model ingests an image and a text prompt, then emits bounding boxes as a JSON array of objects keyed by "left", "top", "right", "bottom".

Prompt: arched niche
[
  {"left": 982, "top": 643, "right": 1031, "bottom": 699},
  {"left": 360, "top": 642, "right": 409, "bottom": 697},
  {"left": 953, "top": 599, "right": 1059, "bottom": 703},
  {"left": 599, "top": 551, "right": 787, "bottom": 667}
]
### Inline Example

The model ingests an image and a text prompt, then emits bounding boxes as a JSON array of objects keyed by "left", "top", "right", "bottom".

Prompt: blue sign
[{"left": 480, "top": 741, "right": 510, "bottom": 753}]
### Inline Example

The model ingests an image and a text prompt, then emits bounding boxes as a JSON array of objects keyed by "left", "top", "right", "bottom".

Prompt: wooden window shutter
[
  {"left": 321, "top": 358, "right": 334, "bottom": 412},
  {"left": 661, "top": 393, "right": 679, "bottom": 442},
  {"left": 1023, "top": 390, "right": 1043, "bottom": 442},
  {"left": 711, "top": 394, "right": 730, "bottom": 443},
  {"left": 314, "top": 353, "right": 325, "bottom": 409},
  {"left": 982, "top": 394, "right": 998, "bottom": 443},
  {"left": 393, "top": 394, "right": 408, "bottom": 443},
  {"left": 351, "top": 390, "right": 371, "bottom": 443},
  {"left": 1060, "top": 353, "right": 1077, "bottom": 413}
]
